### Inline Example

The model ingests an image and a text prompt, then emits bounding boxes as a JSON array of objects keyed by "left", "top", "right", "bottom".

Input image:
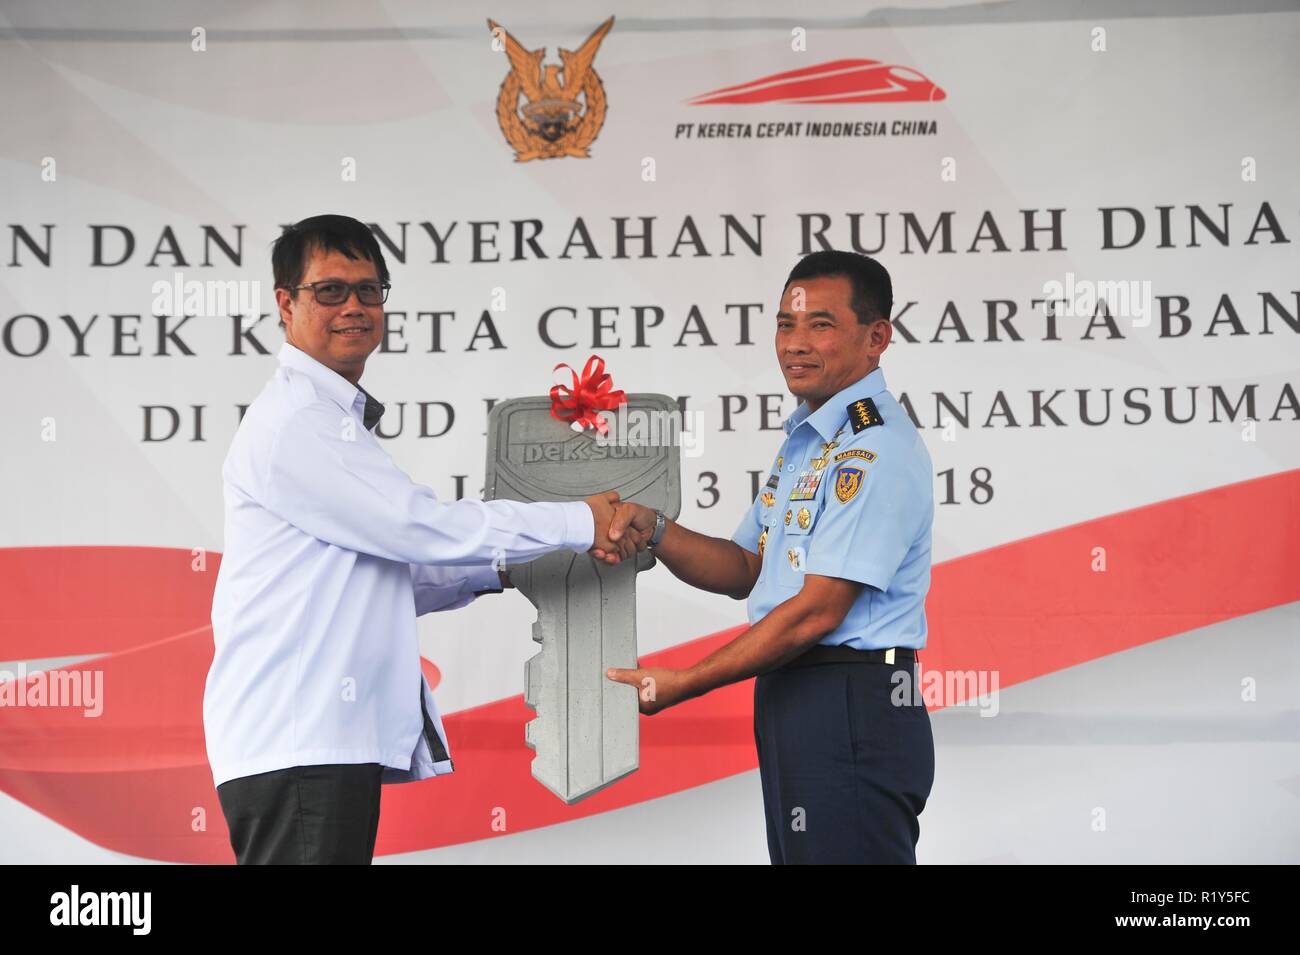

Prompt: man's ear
[
  {"left": 869, "top": 316, "right": 892, "bottom": 356},
  {"left": 275, "top": 287, "right": 295, "bottom": 332}
]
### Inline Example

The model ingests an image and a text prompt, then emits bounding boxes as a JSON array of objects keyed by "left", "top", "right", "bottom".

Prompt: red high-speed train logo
[{"left": 689, "top": 58, "right": 946, "bottom": 104}]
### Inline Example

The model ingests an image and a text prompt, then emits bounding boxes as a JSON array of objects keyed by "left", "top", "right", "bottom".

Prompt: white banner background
[{"left": 2, "top": 0, "right": 1297, "bottom": 863}]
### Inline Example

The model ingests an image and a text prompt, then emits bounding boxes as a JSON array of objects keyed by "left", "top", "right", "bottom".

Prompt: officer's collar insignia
[{"left": 847, "top": 397, "right": 883, "bottom": 433}]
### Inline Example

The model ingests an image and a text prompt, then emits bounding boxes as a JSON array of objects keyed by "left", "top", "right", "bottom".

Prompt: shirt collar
[
  {"left": 783, "top": 366, "right": 888, "bottom": 440},
  {"left": 277, "top": 342, "right": 385, "bottom": 431}
]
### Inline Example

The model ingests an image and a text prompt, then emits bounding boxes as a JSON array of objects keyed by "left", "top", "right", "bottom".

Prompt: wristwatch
[{"left": 648, "top": 509, "right": 667, "bottom": 548}]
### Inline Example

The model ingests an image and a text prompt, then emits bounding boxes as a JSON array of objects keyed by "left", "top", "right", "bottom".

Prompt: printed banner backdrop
[{"left": 2, "top": 0, "right": 1298, "bottom": 864}]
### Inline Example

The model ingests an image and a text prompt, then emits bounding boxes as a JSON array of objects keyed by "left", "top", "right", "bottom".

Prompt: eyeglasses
[{"left": 287, "top": 280, "right": 391, "bottom": 306}]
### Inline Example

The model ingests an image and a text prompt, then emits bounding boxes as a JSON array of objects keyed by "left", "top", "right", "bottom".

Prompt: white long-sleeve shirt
[{"left": 203, "top": 342, "right": 593, "bottom": 788}]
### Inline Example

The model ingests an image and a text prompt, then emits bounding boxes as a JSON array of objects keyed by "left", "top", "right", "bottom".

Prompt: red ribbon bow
[{"left": 549, "top": 355, "right": 627, "bottom": 435}]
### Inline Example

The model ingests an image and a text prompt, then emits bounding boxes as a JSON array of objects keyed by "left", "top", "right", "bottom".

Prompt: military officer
[{"left": 602, "top": 250, "right": 936, "bottom": 864}]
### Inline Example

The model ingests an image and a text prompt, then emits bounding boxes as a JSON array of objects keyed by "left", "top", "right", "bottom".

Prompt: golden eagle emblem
[{"left": 487, "top": 16, "right": 614, "bottom": 161}]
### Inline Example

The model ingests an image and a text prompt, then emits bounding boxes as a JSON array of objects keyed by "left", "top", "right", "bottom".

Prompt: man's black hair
[
  {"left": 783, "top": 250, "right": 892, "bottom": 325},
  {"left": 273, "top": 214, "right": 389, "bottom": 329}
]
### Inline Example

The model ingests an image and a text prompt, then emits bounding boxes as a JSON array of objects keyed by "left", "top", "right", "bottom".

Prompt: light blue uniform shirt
[{"left": 732, "top": 367, "right": 933, "bottom": 651}]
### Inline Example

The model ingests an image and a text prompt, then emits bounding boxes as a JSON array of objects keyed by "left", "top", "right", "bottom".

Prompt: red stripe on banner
[
  {"left": 0, "top": 545, "right": 222, "bottom": 660},
  {"left": 0, "top": 470, "right": 1296, "bottom": 862}
]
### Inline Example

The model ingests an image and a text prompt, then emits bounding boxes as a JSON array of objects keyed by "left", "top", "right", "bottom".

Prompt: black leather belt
[{"left": 784, "top": 644, "right": 917, "bottom": 669}]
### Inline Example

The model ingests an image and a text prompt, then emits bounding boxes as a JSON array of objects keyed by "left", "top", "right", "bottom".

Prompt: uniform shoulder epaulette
[{"left": 847, "top": 396, "right": 884, "bottom": 433}]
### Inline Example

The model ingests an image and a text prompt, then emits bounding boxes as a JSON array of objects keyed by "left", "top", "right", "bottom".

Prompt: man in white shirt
[{"left": 205, "top": 214, "right": 636, "bottom": 864}]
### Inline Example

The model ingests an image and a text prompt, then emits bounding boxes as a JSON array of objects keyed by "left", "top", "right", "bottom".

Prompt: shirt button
[{"left": 786, "top": 465, "right": 794, "bottom": 472}]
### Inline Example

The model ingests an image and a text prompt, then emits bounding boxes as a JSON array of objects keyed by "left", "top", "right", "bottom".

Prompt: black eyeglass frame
[{"left": 285, "top": 280, "right": 391, "bottom": 306}]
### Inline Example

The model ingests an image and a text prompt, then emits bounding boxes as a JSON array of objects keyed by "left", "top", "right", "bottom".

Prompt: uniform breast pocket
[
  {"left": 783, "top": 501, "right": 822, "bottom": 537},
  {"left": 775, "top": 499, "right": 823, "bottom": 585}
]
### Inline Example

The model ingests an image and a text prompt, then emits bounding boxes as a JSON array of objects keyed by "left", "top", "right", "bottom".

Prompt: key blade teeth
[
  {"left": 512, "top": 532, "right": 646, "bottom": 805},
  {"left": 524, "top": 634, "right": 555, "bottom": 710},
  {"left": 523, "top": 666, "right": 540, "bottom": 714}
]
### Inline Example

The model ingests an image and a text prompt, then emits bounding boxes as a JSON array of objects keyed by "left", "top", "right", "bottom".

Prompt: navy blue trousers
[{"left": 754, "top": 659, "right": 935, "bottom": 864}]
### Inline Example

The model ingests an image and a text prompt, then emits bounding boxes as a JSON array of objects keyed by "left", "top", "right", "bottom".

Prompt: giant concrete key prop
[{"left": 485, "top": 394, "right": 682, "bottom": 803}]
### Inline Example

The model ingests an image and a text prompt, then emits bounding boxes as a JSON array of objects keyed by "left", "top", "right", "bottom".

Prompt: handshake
[
  {"left": 583, "top": 491, "right": 657, "bottom": 564},
  {"left": 496, "top": 492, "right": 655, "bottom": 589}
]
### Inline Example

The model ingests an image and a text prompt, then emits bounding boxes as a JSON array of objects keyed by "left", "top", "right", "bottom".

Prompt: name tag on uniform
[{"left": 788, "top": 470, "right": 822, "bottom": 501}]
